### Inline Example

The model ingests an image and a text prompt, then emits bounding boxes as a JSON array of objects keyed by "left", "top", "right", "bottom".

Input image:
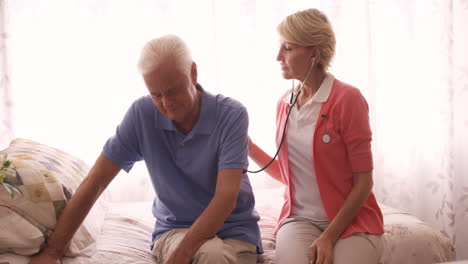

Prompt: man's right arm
[{"left": 28, "top": 154, "right": 121, "bottom": 264}]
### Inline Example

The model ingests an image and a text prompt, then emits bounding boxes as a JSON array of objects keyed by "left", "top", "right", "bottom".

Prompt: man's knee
[{"left": 193, "top": 237, "right": 236, "bottom": 264}]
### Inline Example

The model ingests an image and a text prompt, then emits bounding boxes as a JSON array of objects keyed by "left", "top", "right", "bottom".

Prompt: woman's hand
[{"left": 309, "top": 234, "right": 334, "bottom": 264}]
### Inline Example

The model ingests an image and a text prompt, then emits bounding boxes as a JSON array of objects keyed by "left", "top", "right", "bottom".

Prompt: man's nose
[{"left": 162, "top": 96, "right": 174, "bottom": 108}]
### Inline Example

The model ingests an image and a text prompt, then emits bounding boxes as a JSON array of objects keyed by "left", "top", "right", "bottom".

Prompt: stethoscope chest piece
[{"left": 322, "top": 133, "right": 331, "bottom": 144}]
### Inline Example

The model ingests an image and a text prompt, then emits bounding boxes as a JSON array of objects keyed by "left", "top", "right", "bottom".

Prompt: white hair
[{"left": 137, "top": 34, "right": 192, "bottom": 75}]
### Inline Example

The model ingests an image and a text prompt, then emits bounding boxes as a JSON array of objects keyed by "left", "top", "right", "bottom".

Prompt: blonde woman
[{"left": 249, "top": 8, "right": 384, "bottom": 264}]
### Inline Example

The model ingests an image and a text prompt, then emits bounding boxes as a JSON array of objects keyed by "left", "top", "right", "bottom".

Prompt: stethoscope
[{"left": 248, "top": 62, "right": 331, "bottom": 173}]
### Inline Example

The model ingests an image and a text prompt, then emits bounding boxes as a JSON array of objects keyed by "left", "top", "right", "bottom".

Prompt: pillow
[
  {"left": 0, "top": 138, "right": 105, "bottom": 256},
  {"left": 0, "top": 206, "right": 44, "bottom": 255}
]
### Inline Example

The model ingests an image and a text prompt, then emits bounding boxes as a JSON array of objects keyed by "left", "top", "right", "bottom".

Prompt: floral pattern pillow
[{"left": 0, "top": 138, "right": 95, "bottom": 256}]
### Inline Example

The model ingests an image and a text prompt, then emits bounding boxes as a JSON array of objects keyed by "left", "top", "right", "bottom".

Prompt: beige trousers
[
  {"left": 151, "top": 228, "right": 258, "bottom": 264},
  {"left": 276, "top": 217, "right": 383, "bottom": 264}
]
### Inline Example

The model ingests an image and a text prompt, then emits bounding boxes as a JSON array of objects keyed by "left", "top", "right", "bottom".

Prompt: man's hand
[
  {"left": 28, "top": 251, "right": 61, "bottom": 264},
  {"left": 165, "top": 248, "right": 193, "bottom": 264},
  {"left": 163, "top": 168, "right": 241, "bottom": 263},
  {"left": 309, "top": 234, "right": 334, "bottom": 264}
]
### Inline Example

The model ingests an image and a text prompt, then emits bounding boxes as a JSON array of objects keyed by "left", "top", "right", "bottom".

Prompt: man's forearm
[
  {"left": 174, "top": 192, "right": 237, "bottom": 258},
  {"left": 43, "top": 175, "right": 102, "bottom": 257},
  {"left": 43, "top": 155, "right": 118, "bottom": 257}
]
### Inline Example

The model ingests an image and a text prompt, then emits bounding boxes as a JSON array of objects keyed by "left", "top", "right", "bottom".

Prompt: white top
[{"left": 284, "top": 73, "right": 334, "bottom": 221}]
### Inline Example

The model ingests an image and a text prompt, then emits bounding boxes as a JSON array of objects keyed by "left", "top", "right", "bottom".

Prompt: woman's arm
[
  {"left": 309, "top": 171, "right": 374, "bottom": 263},
  {"left": 248, "top": 137, "right": 284, "bottom": 183},
  {"left": 322, "top": 170, "right": 373, "bottom": 241},
  {"left": 323, "top": 87, "right": 376, "bottom": 240}
]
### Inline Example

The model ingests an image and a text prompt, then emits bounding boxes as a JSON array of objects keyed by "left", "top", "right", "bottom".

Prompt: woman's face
[{"left": 276, "top": 41, "right": 314, "bottom": 81}]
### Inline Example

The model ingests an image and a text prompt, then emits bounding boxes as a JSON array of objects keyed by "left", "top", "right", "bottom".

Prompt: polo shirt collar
[
  {"left": 155, "top": 107, "right": 175, "bottom": 131},
  {"left": 193, "top": 84, "right": 216, "bottom": 135},
  {"left": 312, "top": 73, "right": 334, "bottom": 103},
  {"left": 155, "top": 84, "right": 216, "bottom": 135},
  {"left": 283, "top": 73, "right": 335, "bottom": 104}
]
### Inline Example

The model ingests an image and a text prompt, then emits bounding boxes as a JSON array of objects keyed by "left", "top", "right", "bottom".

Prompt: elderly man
[{"left": 29, "top": 34, "right": 262, "bottom": 264}]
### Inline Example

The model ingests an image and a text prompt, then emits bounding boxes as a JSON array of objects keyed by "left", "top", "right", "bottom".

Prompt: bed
[
  {"left": 1, "top": 194, "right": 456, "bottom": 264},
  {"left": 0, "top": 139, "right": 456, "bottom": 264}
]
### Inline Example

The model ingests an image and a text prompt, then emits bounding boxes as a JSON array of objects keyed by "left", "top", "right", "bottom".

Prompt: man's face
[{"left": 143, "top": 61, "right": 198, "bottom": 124}]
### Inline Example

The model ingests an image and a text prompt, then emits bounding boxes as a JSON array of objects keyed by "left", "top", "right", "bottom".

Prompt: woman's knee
[
  {"left": 275, "top": 218, "right": 323, "bottom": 264},
  {"left": 333, "top": 234, "right": 383, "bottom": 264}
]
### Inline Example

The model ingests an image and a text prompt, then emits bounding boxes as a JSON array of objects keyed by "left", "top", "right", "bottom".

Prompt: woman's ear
[{"left": 311, "top": 46, "right": 321, "bottom": 65}]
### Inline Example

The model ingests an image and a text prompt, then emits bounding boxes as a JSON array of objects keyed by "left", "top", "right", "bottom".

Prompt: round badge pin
[{"left": 322, "top": 133, "right": 331, "bottom": 144}]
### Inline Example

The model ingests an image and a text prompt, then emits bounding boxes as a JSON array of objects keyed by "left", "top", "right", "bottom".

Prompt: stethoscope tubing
[
  {"left": 247, "top": 89, "right": 301, "bottom": 173},
  {"left": 248, "top": 63, "right": 315, "bottom": 173}
]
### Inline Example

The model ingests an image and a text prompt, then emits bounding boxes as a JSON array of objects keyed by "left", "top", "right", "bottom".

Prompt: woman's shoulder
[
  {"left": 279, "top": 89, "right": 292, "bottom": 101},
  {"left": 332, "top": 78, "right": 363, "bottom": 95},
  {"left": 330, "top": 78, "right": 367, "bottom": 103},
  {"left": 276, "top": 89, "right": 292, "bottom": 106}
]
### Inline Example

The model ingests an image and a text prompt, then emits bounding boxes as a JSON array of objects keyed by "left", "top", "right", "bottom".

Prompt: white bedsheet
[{"left": 0, "top": 190, "right": 455, "bottom": 264}]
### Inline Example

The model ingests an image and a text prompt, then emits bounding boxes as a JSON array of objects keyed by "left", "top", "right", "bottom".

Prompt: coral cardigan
[{"left": 275, "top": 78, "right": 384, "bottom": 238}]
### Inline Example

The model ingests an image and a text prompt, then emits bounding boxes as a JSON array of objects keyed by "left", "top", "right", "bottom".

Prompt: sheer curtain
[
  {"left": 1, "top": 0, "right": 468, "bottom": 259},
  {"left": 365, "top": 1, "right": 468, "bottom": 259},
  {"left": 0, "top": 0, "right": 13, "bottom": 148}
]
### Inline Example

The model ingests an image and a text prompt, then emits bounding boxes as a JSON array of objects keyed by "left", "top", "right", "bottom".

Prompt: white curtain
[
  {"left": 363, "top": 0, "right": 468, "bottom": 259},
  {"left": 2, "top": 0, "right": 468, "bottom": 259},
  {"left": 0, "top": 0, "right": 13, "bottom": 148}
]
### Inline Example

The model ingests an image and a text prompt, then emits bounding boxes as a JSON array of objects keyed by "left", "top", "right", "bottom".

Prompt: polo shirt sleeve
[
  {"left": 341, "top": 89, "right": 373, "bottom": 173},
  {"left": 102, "top": 102, "right": 143, "bottom": 172},
  {"left": 218, "top": 106, "right": 249, "bottom": 171}
]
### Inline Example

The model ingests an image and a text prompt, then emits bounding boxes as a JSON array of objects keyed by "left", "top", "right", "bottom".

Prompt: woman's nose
[{"left": 276, "top": 52, "right": 282, "bottom": 61}]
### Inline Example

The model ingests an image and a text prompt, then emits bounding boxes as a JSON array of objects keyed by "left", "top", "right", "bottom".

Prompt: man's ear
[{"left": 191, "top": 62, "right": 198, "bottom": 85}]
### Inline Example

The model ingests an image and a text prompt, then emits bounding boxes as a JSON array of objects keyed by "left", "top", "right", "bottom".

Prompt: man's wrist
[
  {"left": 42, "top": 244, "right": 64, "bottom": 259},
  {"left": 177, "top": 237, "right": 206, "bottom": 259},
  {"left": 178, "top": 243, "right": 197, "bottom": 257}
]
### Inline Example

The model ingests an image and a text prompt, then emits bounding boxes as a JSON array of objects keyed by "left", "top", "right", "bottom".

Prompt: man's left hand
[{"left": 165, "top": 247, "right": 194, "bottom": 264}]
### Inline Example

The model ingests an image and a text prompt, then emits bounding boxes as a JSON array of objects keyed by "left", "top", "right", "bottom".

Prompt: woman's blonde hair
[{"left": 277, "top": 8, "right": 336, "bottom": 71}]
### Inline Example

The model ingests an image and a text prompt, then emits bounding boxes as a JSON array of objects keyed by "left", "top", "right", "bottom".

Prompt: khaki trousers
[
  {"left": 276, "top": 217, "right": 383, "bottom": 264},
  {"left": 151, "top": 228, "right": 258, "bottom": 264}
]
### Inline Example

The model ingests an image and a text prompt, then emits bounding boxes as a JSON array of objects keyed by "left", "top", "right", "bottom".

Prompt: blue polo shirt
[{"left": 102, "top": 84, "right": 262, "bottom": 253}]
